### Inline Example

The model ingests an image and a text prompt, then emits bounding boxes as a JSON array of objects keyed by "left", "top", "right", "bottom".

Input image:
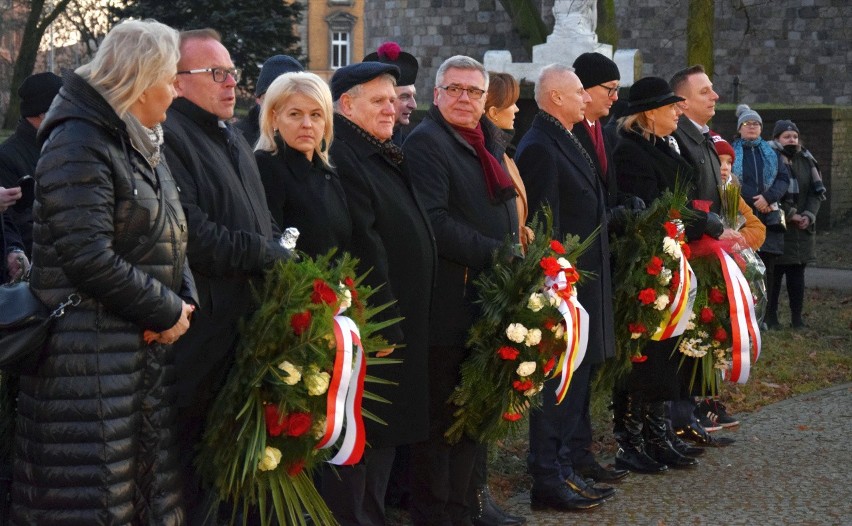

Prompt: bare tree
[{"left": 3, "top": 0, "right": 76, "bottom": 129}]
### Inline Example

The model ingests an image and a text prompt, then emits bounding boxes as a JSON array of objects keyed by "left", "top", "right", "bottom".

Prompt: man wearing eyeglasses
[
  {"left": 515, "top": 64, "right": 614, "bottom": 512},
  {"left": 161, "top": 28, "right": 293, "bottom": 522},
  {"left": 404, "top": 55, "right": 520, "bottom": 525}
]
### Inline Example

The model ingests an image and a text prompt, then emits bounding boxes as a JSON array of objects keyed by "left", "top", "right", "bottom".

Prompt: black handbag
[{"left": 0, "top": 276, "right": 80, "bottom": 373}]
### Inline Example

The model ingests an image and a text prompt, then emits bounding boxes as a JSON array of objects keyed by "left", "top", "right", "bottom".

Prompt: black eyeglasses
[
  {"left": 438, "top": 85, "right": 486, "bottom": 100},
  {"left": 598, "top": 83, "right": 619, "bottom": 97},
  {"left": 177, "top": 67, "right": 241, "bottom": 83}
]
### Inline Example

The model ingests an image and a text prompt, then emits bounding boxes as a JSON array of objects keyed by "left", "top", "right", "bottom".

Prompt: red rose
[
  {"left": 663, "top": 222, "right": 678, "bottom": 239},
  {"left": 540, "top": 257, "right": 561, "bottom": 277},
  {"left": 264, "top": 404, "right": 287, "bottom": 437},
  {"left": 669, "top": 209, "right": 682, "bottom": 220},
  {"left": 628, "top": 322, "right": 647, "bottom": 334},
  {"left": 681, "top": 244, "right": 691, "bottom": 259},
  {"left": 311, "top": 279, "right": 338, "bottom": 305},
  {"left": 287, "top": 459, "right": 305, "bottom": 477},
  {"left": 497, "top": 346, "right": 520, "bottom": 360},
  {"left": 646, "top": 256, "right": 664, "bottom": 276},
  {"left": 714, "top": 327, "right": 728, "bottom": 343},
  {"left": 502, "top": 412, "right": 523, "bottom": 422},
  {"left": 709, "top": 288, "right": 726, "bottom": 304},
  {"left": 285, "top": 412, "right": 313, "bottom": 437},
  {"left": 630, "top": 354, "right": 648, "bottom": 363},
  {"left": 543, "top": 356, "right": 556, "bottom": 375},
  {"left": 290, "top": 311, "right": 312, "bottom": 335},
  {"left": 543, "top": 319, "right": 556, "bottom": 331},
  {"left": 638, "top": 288, "right": 657, "bottom": 305},
  {"left": 550, "top": 240, "right": 566, "bottom": 254},
  {"left": 512, "top": 379, "right": 534, "bottom": 392},
  {"left": 700, "top": 307, "right": 714, "bottom": 324}
]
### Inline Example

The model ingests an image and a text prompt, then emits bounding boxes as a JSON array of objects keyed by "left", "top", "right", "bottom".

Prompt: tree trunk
[
  {"left": 3, "top": 0, "right": 74, "bottom": 129},
  {"left": 686, "top": 0, "right": 714, "bottom": 76},
  {"left": 596, "top": 0, "right": 618, "bottom": 49}
]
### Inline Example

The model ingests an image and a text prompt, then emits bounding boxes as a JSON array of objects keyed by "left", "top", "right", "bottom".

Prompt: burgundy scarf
[{"left": 451, "top": 122, "right": 516, "bottom": 203}]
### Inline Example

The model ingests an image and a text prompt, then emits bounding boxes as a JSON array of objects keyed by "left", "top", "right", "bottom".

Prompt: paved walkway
[
  {"left": 501, "top": 383, "right": 852, "bottom": 525},
  {"left": 807, "top": 266, "right": 852, "bottom": 292}
]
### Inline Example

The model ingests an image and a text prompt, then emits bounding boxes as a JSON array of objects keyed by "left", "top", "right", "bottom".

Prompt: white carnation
[
  {"left": 257, "top": 446, "right": 282, "bottom": 471},
  {"left": 654, "top": 294, "right": 670, "bottom": 311},
  {"left": 277, "top": 361, "right": 302, "bottom": 385},
  {"left": 557, "top": 257, "right": 571, "bottom": 269},
  {"left": 516, "top": 361, "right": 537, "bottom": 377},
  {"left": 658, "top": 267, "right": 672, "bottom": 286},
  {"left": 506, "top": 323, "right": 528, "bottom": 343},
  {"left": 663, "top": 237, "right": 682, "bottom": 259},
  {"left": 525, "top": 328, "right": 542, "bottom": 347},
  {"left": 527, "top": 293, "right": 546, "bottom": 312}
]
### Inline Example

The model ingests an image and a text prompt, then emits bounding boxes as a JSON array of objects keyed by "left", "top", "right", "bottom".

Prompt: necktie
[{"left": 589, "top": 121, "right": 608, "bottom": 179}]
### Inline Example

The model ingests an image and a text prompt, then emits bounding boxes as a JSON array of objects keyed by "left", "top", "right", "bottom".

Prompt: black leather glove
[
  {"left": 264, "top": 239, "right": 298, "bottom": 268},
  {"left": 704, "top": 211, "right": 725, "bottom": 239},
  {"left": 607, "top": 205, "right": 631, "bottom": 234},
  {"left": 625, "top": 196, "right": 646, "bottom": 212}
]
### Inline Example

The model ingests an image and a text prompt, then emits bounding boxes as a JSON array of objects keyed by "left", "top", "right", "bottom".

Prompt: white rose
[
  {"left": 305, "top": 371, "right": 331, "bottom": 396},
  {"left": 516, "top": 361, "right": 537, "bottom": 377},
  {"left": 557, "top": 257, "right": 571, "bottom": 269},
  {"left": 654, "top": 294, "right": 670, "bottom": 311},
  {"left": 277, "top": 361, "right": 302, "bottom": 385},
  {"left": 506, "top": 323, "right": 528, "bottom": 343},
  {"left": 553, "top": 323, "right": 565, "bottom": 340},
  {"left": 658, "top": 267, "right": 672, "bottom": 286},
  {"left": 525, "top": 328, "right": 542, "bottom": 347},
  {"left": 548, "top": 293, "right": 561, "bottom": 307},
  {"left": 663, "top": 237, "right": 682, "bottom": 259},
  {"left": 257, "top": 446, "right": 282, "bottom": 471},
  {"left": 630, "top": 331, "right": 642, "bottom": 340},
  {"left": 527, "top": 293, "right": 545, "bottom": 312}
]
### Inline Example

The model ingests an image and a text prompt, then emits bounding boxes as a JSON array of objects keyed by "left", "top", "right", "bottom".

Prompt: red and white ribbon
[
  {"left": 545, "top": 268, "right": 589, "bottom": 404},
  {"left": 716, "top": 249, "right": 761, "bottom": 383},
  {"left": 315, "top": 314, "right": 366, "bottom": 465},
  {"left": 651, "top": 254, "right": 697, "bottom": 341}
]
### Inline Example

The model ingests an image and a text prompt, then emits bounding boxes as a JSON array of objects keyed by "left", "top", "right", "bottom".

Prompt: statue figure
[{"left": 552, "top": 0, "right": 598, "bottom": 40}]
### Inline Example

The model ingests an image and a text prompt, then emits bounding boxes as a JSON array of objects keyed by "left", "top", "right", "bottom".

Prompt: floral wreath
[
  {"left": 445, "top": 209, "right": 597, "bottom": 444},
  {"left": 196, "top": 250, "right": 395, "bottom": 525},
  {"left": 603, "top": 186, "right": 695, "bottom": 386}
]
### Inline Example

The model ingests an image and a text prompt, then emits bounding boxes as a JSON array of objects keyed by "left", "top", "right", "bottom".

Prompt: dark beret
[
  {"left": 255, "top": 55, "right": 304, "bottom": 97},
  {"left": 330, "top": 62, "right": 400, "bottom": 101},
  {"left": 363, "top": 42, "right": 419, "bottom": 86}
]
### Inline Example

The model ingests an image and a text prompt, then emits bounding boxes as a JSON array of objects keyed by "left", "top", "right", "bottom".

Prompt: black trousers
[
  {"left": 321, "top": 446, "right": 396, "bottom": 526},
  {"left": 768, "top": 263, "right": 807, "bottom": 323}
]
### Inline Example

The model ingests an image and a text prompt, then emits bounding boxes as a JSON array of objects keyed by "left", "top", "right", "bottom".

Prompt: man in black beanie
[
  {"left": 234, "top": 54, "right": 304, "bottom": 146},
  {"left": 0, "top": 71, "right": 62, "bottom": 256}
]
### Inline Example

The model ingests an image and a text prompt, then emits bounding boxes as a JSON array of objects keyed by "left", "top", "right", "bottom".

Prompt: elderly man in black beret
[
  {"left": 0, "top": 71, "right": 63, "bottom": 256},
  {"left": 321, "top": 61, "right": 436, "bottom": 526},
  {"left": 363, "top": 41, "right": 419, "bottom": 145}
]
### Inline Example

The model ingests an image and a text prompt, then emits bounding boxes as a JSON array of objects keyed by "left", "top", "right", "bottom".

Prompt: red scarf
[
  {"left": 451, "top": 122, "right": 516, "bottom": 203},
  {"left": 582, "top": 120, "right": 607, "bottom": 178}
]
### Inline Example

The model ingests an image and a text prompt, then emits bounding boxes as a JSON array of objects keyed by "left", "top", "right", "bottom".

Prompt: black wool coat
[
  {"left": 405, "top": 106, "right": 519, "bottom": 433},
  {"left": 256, "top": 137, "right": 352, "bottom": 257},
  {"left": 0, "top": 118, "right": 40, "bottom": 254},
  {"left": 162, "top": 97, "right": 277, "bottom": 407},
  {"left": 515, "top": 114, "right": 615, "bottom": 365},
  {"left": 672, "top": 115, "right": 723, "bottom": 212},
  {"left": 331, "top": 114, "right": 436, "bottom": 447},
  {"left": 13, "top": 71, "right": 196, "bottom": 525}
]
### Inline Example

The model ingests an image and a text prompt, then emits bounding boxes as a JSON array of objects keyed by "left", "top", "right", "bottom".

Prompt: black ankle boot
[
  {"left": 614, "top": 394, "right": 667, "bottom": 474},
  {"left": 644, "top": 402, "right": 699, "bottom": 469},
  {"left": 472, "top": 485, "right": 526, "bottom": 526}
]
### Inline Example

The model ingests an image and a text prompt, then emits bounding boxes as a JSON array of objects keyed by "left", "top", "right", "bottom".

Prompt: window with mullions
[{"left": 331, "top": 31, "right": 350, "bottom": 69}]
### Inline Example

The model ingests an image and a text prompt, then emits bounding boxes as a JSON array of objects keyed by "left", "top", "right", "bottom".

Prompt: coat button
[
  {"left": 138, "top": 235, "right": 148, "bottom": 244},
  {"left": 325, "top": 174, "right": 331, "bottom": 180}
]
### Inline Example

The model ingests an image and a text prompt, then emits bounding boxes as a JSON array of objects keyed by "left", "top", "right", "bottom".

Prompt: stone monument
[{"left": 484, "top": 0, "right": 640, "bottom": 86}]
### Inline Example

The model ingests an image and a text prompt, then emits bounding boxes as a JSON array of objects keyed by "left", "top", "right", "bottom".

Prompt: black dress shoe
[
  {"left": 668, "top": 430, "right": 705, "bottom": 457},
  {"left": 675, "top": 423, "right": 736, "bottom": 447},
  {"left": 472, "top": 485, "right": 527, "bottom": 526},
  {"left": 564, "top": 473, "right": 616, "bottom": 501},
  {"left": 530, "top": 484, "right": 603, "bottom": 512},
  {"left": 574, "top": 462, "right": 630, "bottom": 483}
]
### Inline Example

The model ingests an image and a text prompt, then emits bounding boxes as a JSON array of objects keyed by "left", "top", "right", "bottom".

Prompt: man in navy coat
[{"left": 515, "top": 64, "right": 616, "bottom": 512}]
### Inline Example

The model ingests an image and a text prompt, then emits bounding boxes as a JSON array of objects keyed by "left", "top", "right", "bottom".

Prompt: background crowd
[{"left": 0, "top": 16, "right": 824, "bottom": 526}]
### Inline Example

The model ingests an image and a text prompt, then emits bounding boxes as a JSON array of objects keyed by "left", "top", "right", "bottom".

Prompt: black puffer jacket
[{"left": 11, "top": 71, "right": 196, "bottom": 525}]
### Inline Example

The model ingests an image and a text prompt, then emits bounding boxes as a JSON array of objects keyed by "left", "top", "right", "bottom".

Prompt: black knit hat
[
  {"left": 330, "top": 62, "right": 400, "bottom": 101},
  {"left": 363, "top": 42, "right": 419, "bottom": 86},
  {"left": 572, "top": 52, "right": 620, "bottom": 89},
  {"left": 623, "top": 77, "right": 684, "bottom": 116},
  {"left": 18, "top": 72, "right": 62, "bottom": 117},
  {"left": 772, "top": 119, "right": 800, "bottom": 138},
  {"left": 255, "top": 55, "right": 304, "bottom": 96}
]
